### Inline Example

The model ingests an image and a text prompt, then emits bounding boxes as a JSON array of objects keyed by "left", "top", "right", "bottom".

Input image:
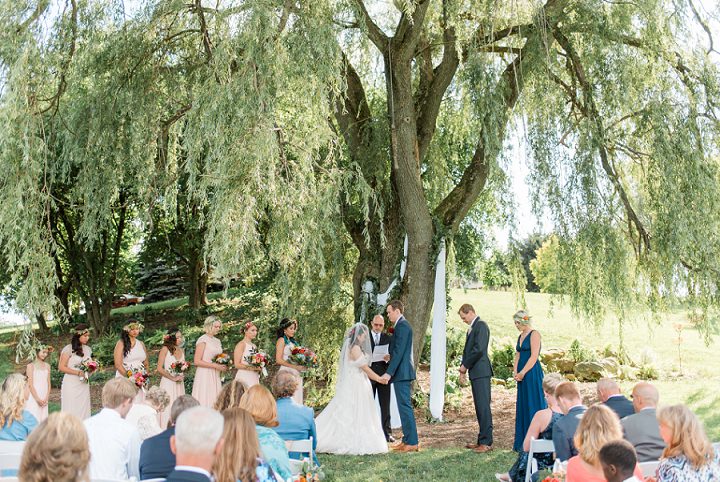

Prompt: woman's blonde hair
[
  {"left": 19, "top": 412, "right": 91, "bottom": 482},
  {"left": 146, "top": 386, "right": 171, "bottom": 412},
  {"left": 213, "top": 408, "right": 261, "bottom": 482},
  {"left": 574, "top": 404, "right": 623, "bottom": 466},
  {"left": 513, "top": 310, "right": 532, "bottom": 325},
  {"left": 658, "top": 404, "right": 713, "bottom": 468},
  {"left": 0, "top": 373, "right": 27, "bottom": 427},
  {"left": 204, "top": 315, "right": 221, "bottom": 334},
  {"left": 214, "top": 381, "right": 247, "bottom": 412},
  {"left": 238, "top": 384, "right": 279, "bottom": 427},
  {"left": 542, "top": 373, "right": 565, "bottom": 395}
]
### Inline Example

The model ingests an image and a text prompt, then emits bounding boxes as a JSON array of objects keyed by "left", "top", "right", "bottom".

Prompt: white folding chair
[
  {"left": 0, "top": 453, "right": 22, "bottom": 477},
  {"left": 0, "top": 442, "right": 24, "bottom": 455},
  {"left": 0, "top": 477, "right": 20, "bottom": 481},
  {"left": 525, "top": 438, "right": 556, "bottom": 482},
  {"left": 639, "top": 460, "right": 660, "bottom": 478},
  {"left": 286, "top": 437, "right": 314, "bottom": 476}
]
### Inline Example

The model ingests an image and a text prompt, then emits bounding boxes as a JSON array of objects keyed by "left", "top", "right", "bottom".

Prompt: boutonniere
[{"left": 388, "top": 327, "right": 395, "bottom": 334}]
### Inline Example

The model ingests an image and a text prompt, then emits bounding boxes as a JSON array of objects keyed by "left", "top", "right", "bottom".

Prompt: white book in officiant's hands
[{"left": 371, "top": 344, "right": 389, "bottom": 363}]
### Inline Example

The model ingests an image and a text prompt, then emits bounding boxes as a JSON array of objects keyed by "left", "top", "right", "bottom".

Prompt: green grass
[{"left": 319, "top": 449, "right": 515, "bottom": 481}]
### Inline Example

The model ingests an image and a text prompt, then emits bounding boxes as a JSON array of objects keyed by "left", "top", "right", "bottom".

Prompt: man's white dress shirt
[{"left": 84, "top": 407, "right": 141, "bottom": 480}]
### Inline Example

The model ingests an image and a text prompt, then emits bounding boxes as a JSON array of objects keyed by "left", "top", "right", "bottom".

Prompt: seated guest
[
  {"left": 597, "top": 378, "right": 634, "bottom": 419},
  {"left": 599, "top": 440, "right": 643, "bottom": 482},
  {"left": 167, "top": 405, "right": 224, "bottom": 482},
  {"left": 654, "top": 404, "right": 720, "bottom": 481},
  {"left": 622, "top": 382, "right": 665, "bottom": 462},
  {"left": 272, "top": 371, "right": 318, "bottom": 466},
  {"left": 496, "top": 373, "right": 565, "bottom": 482},
  {"left": 213, "top": 408, "right": 281, "bottom": 482},
  {"left": 126, "top": 385, "right": 171, "bottom": 439},
  {"left": 552, "top": 381, "right": 587, "bottom": 461},
  {"left": 214, "top": 380, "right": 247, "bottom": 411},
  {"left": 140, "top": 395, "right": 199, "bottom": 480},
  {"left": 84, "top": 377, "right": 141, "bottom": 480},
  {"left": 566, "top": 405, "right": 644, "bottom": 482},
  {"left": 239, "top": 384, "right": 292, "bottom": 481},
  {"left": 19, "top": 412, "right": 90, "bottom": 482},
  {"left": 0, "top": 373, "right": 38, "bottom": 441}
]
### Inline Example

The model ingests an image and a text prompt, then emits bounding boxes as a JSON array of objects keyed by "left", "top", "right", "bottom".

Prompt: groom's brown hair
[
  {"left": 458, "top": 304, "right": 475, "bottom": 314},
  {"left": 388, "top": 300, "right": 404, "bottom": 313}
]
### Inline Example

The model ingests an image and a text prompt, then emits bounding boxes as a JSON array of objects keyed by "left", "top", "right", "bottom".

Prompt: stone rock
[
  {"left": 598, "top": 357, "right": 621, "bottom": 376},
  {"left": 491, "top": 378, "right": 507, "bottom": 387},
  {"left": 574, "top": 361, "right": 607, "bottom": 382},
  {"left": 541, "top": 349, "right": 566, "bottom": 365},
  {"left": 566, "top": 374, "right": 577, "bottom": 381},
  {"left": 549, "top": 358, "right": 576, "bottom": 374}
]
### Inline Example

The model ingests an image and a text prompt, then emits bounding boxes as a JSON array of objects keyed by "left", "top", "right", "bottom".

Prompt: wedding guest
[
  {"left": 214, "top": 380, "right": 247, "bottom": 412},
  {"left": 552, "top": 381, "right": 587, "bottom": 461},
  {"left": 24, "top": 343, "right": 52, "bottom": 422},
  {"left": 18, "top": 412, "right": 91, "bottom": 482},
  {"left": 239, "top": 384, "right": 292, "bottom": 481},
  {"left": 566, "top": 405, "right": 644, "bottom": 482},
  {"left": 275, "top": 318, "right": 306, "bottom": 404},
  {"left": 140, "top": 395, "right": 199, "bottom": 480},
  {"left": 0, "top": 373, "right": 38, "bottom": 441},
  {"left": 158, "top": 327, "right": 187, "bottom": 427},
  {"left": 458, "top": 304, "right": 493, "bottom": 453},
  {"left": 512, "top": 309, "right": 546, "bottom": 452},
  {"left": 496, "top": 373, "right": 565, "bottom": 482},
  {"left": 114, "top": 319, "right": 149, "bottom": 403},
  {"left": 84, "top": 377, "right": 141, "bottom": 480},
  {"left": 653, "top": 404, "right": 720, "bottom": 481},
  {"left": 272, "top": 370, "right": 318, "bottom": 465},
  {"left": 192, "top": 315, "right": 226, "bottom": 407},
  {"left": 622, "top": 382, "right": 665, "bottom": 462},
  {"left": 369, "top": 314, "right": 393, "bottom": 442},
  {"left": 234, "top": 321, "right": 262, "bottom": 388},
  {"left": 166, "top": 405, "right": 224, "bottom": 482},
  {"left": 213, "top": 408, "right": 280, "bottom": 482},
  {"left": 59, "top": 324, "right": 92, "bottom": 419},
  {"left": 597, "top": 378, "right": 634, "bottom": 419},
  {"left": 599, "top": 440, "right": 642, "bottom": 482},
  {"left": 126, "top": 385, "right": 171, "bottom": 439}
]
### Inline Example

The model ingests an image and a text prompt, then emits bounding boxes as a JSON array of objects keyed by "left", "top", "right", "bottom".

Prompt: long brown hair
[
  {"left": 19, "top": 412, "right": 91, "bottom": 482},
  {"left": 213, "top": 408, "right": 261, "bottom": 482}
]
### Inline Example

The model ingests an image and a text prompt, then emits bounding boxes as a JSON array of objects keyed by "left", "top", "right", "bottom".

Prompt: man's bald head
[
  {"left": 631, "top": 382, "right": 659, "bottom": 411},
  {"left": 371, "top": 315, "right": 385, "bottom": 333}
]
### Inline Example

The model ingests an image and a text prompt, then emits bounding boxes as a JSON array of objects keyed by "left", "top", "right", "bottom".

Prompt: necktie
[{"left": 375, "top": 333, "right": 380, "bottom": 345}]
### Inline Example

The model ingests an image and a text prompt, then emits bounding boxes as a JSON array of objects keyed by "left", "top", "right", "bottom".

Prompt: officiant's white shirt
[{"left": 84, "top": 408, "right": 141, "bottom": 480}]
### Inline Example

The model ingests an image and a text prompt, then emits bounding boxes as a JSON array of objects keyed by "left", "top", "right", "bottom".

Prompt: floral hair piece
[
  {"left": 243, "top": 321, "right": 256, "bottom": 332},
  {"left": 34, "top": 343, "right": 54, "bottom": 353},
  {"left": 123, "top": 321, "right": 144, "bottom": 333},
  {"left": 513, "top": 310, "right": 532, "bottom": 325},
  {"left": 163, "top": 333, "right": 175, "bottom": 342},
  {"left": 74, "top": 327, "right": 90, "bottom": 336}
]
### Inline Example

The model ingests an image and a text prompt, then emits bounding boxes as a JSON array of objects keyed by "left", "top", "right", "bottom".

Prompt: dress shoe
[
  {"left": 390, "top": 442, "right": 406, "bottom": 451},
  {"left": 473, "top": 444, "right": 493, "bottom": 453},
  {"left": 395, "top": 444, "right": 419, "bottom": 452},
  {"left": 387, "top": 435, "right": 396, "bottom": 443},
  {"left": 465, "top": 443, "right": 480, "bottom": 449}
]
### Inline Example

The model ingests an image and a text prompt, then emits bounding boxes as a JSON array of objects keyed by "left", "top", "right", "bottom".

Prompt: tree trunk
[
  {"left": 84, "top": 294, "right": 111, "bottom": 333},
  {"left": 188, "top": 252, "right": 208, "bottom": 309},
  {"left": 35, "top": 314, "right": 48, "bottom": 332}
]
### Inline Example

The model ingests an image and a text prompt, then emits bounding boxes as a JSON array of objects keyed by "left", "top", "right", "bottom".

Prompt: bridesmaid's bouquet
[
  {"left": 289, "top": 346, "right": 318, "bottom": 369},
  {"left": 212, "top": 353, "right": 233, "bottom": 366},
  {"left": 168, "top": 360, "right": 190, "bottom": 377},
  {"left": 245, "top": 348, "right": 269, "bottom": 377},
  {"left": 79, "top": 358, "right": 100, "bottom": 382},
  {"left": 126, "top": 366, "right": 149, "bottom": 389},
  {"left": 297, "top": 459, "right": 325, "bottom": 481}
]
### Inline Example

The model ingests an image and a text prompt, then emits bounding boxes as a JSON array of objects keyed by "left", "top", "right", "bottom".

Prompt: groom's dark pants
[
  {"left": 471, "top": 375, "right": 493, "bottom": 446},
  {"left": 393, "top": 381, "right": 418, "bottom": 445},
  {"left": 371, "top": 378, "right": 392, "bottom": 439}
]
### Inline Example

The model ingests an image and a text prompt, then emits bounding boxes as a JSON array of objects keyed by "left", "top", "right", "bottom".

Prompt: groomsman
[
  {"left": 369, "top": 314, "right": 394, "bottom": 442},
  {"left": 458, "top": 304, "right": 494, "bottom": 453}
]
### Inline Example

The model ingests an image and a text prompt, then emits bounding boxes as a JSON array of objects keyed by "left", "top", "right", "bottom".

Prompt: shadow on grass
[
  {"left": 686, "top": 388, "right": 720, "bottom": 441},
  {"left": 319, "top": 448, "right": 516, "bottom": 481}
]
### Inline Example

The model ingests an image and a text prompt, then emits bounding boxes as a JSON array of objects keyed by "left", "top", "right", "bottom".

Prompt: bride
[{"left": 315, "top": 323, "right": 389, "bottom": 454}]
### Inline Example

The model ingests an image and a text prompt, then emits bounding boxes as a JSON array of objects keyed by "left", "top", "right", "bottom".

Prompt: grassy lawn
[{"left": 319, "top": 449, "right": 515, "bottom": 481}]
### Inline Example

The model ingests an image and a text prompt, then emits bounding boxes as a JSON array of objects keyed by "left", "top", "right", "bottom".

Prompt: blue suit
[
  {"left": 139, "top": 427, "right": 175, "bottom": 480},
  {"left": 386, "top": 316, "right": 418, "bottom": 445},
  {"left": 273, "top": 397, "right": 319, "bottom": 466}
]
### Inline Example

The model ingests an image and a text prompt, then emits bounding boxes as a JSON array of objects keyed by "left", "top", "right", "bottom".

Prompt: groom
[{"left": 381, "top": 300, "right": 419, "bottom": 452}]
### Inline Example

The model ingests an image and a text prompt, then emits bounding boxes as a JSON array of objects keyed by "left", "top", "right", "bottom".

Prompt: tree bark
[{"left": 188, "top": 250, "right": 208, "bottom": 309}]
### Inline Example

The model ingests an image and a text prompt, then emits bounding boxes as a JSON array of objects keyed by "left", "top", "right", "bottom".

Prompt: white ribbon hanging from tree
[{"left": 429, "top": 238, "right": 447, "bottom": 420}]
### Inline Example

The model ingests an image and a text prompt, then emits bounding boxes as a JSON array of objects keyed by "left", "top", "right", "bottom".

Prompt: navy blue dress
[{"left": 513, "top": 330, "right": 547, "bottom": 451}]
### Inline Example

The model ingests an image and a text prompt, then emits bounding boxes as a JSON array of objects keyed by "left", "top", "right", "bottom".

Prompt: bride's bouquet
[
  {"left": 126, "top": 366, "right": 149, "bottom": 389},
  {"left": 168, "top": 360, "right": 190, "bottom": 377},
  {"left": 245, "top": 348, "right": 269, "bottom": 377},
  {"left": 79, "top": 358, "right": 100, "bottom": 383},
  {"left": 289, "top": 346, "right": 318, "bottom": 370}
]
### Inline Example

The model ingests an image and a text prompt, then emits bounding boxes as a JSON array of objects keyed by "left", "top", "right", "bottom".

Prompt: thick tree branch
[
  {"left": 352, "top": 0, "right": 388, "bottom": 51},
  {"left": 394, "top": 0, "right": 432, "bottom": 59},
  {"left": 193, "top": 0, "right": 213, "bottom": 61}
]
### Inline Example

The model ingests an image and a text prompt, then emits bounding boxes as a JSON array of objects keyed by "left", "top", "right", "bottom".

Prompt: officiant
[{"left": 370, "top": 314, "right": 394, "bottom": 442}]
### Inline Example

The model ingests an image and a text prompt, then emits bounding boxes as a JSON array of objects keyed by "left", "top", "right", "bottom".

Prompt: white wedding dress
[{"left": 315, "top": 325, "right": 388, "bottom": 455}]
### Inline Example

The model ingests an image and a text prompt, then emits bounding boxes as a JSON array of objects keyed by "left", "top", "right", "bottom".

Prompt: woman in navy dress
[{"left": 512, "top": 310, "right": 547, "bottom": 452}]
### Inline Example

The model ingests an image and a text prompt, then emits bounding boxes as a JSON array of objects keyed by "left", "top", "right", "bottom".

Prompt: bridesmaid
[
  {"left": 234, "top": 321, "right": 261, "bottom": 388},
  {"left": 157, "top": 327, "right": 186, "bottom": 427},
  {"left": 512, "top": 310, "right": 547, "bottom": 452},
  {"left": 113, "top": 319, "right": 149, "bottom": 403},
  {"left": 58, "top": 324, "right": 92, "bottom": 419},
  {"left": 274, "top": 318, "right": 305, "bottom": 404},
  {"left": 192, "top": 315, "right": 226, "bottom": 407},
  {"left": 25, "top": 344, "right": 52, "bottom": 423}
]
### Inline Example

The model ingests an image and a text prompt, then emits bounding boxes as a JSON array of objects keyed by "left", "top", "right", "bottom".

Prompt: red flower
[{"left": 388, "top": 327, "right": 394, "bottom": 334}]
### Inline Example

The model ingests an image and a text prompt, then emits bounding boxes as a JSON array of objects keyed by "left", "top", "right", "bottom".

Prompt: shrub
[
  {"left": 568, "top": 339, "right": 593, "bottom": 363},
  {"left": 491, "top": 340, "right": 515, "bottom": 380},
  {"left": 637, "top": 364, "right": 659, "bottom": 380}
]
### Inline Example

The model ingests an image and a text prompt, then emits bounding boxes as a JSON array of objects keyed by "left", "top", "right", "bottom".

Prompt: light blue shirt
[
  {"left": 273, "top": 397, "right": 319, "bottom": 465},
  {"left": 0, "top": 410, "right": 37, "bottom": 441}
]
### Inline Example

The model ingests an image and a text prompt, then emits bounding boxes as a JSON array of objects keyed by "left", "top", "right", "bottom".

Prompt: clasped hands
[{"left": 378, "top": 373, "right": 391, "bottom": 385}]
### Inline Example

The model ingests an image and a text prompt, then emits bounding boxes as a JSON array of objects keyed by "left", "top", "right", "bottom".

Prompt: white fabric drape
[{"left": 429, "top": 239, "right": 447, "bottom": 420}]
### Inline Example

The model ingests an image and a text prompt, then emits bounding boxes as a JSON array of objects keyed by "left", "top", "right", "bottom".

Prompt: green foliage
[
  {"left": 637, "top": 364, "right": 660, "bottom": 380},
  {"left": 481, "top": 249, "right": 512, "bottom": 289},
  {"left": 491, "top": 340, "right": 516, "bottom": 380},
  {"left": 568, "top": 339, "right": 594, "bottom": 363},
  {"left": 530, "top": 235, "right": 565, "bottom": 294},
  {"left": 510, "top": 234, "right": 545, "bottom": 293}
]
